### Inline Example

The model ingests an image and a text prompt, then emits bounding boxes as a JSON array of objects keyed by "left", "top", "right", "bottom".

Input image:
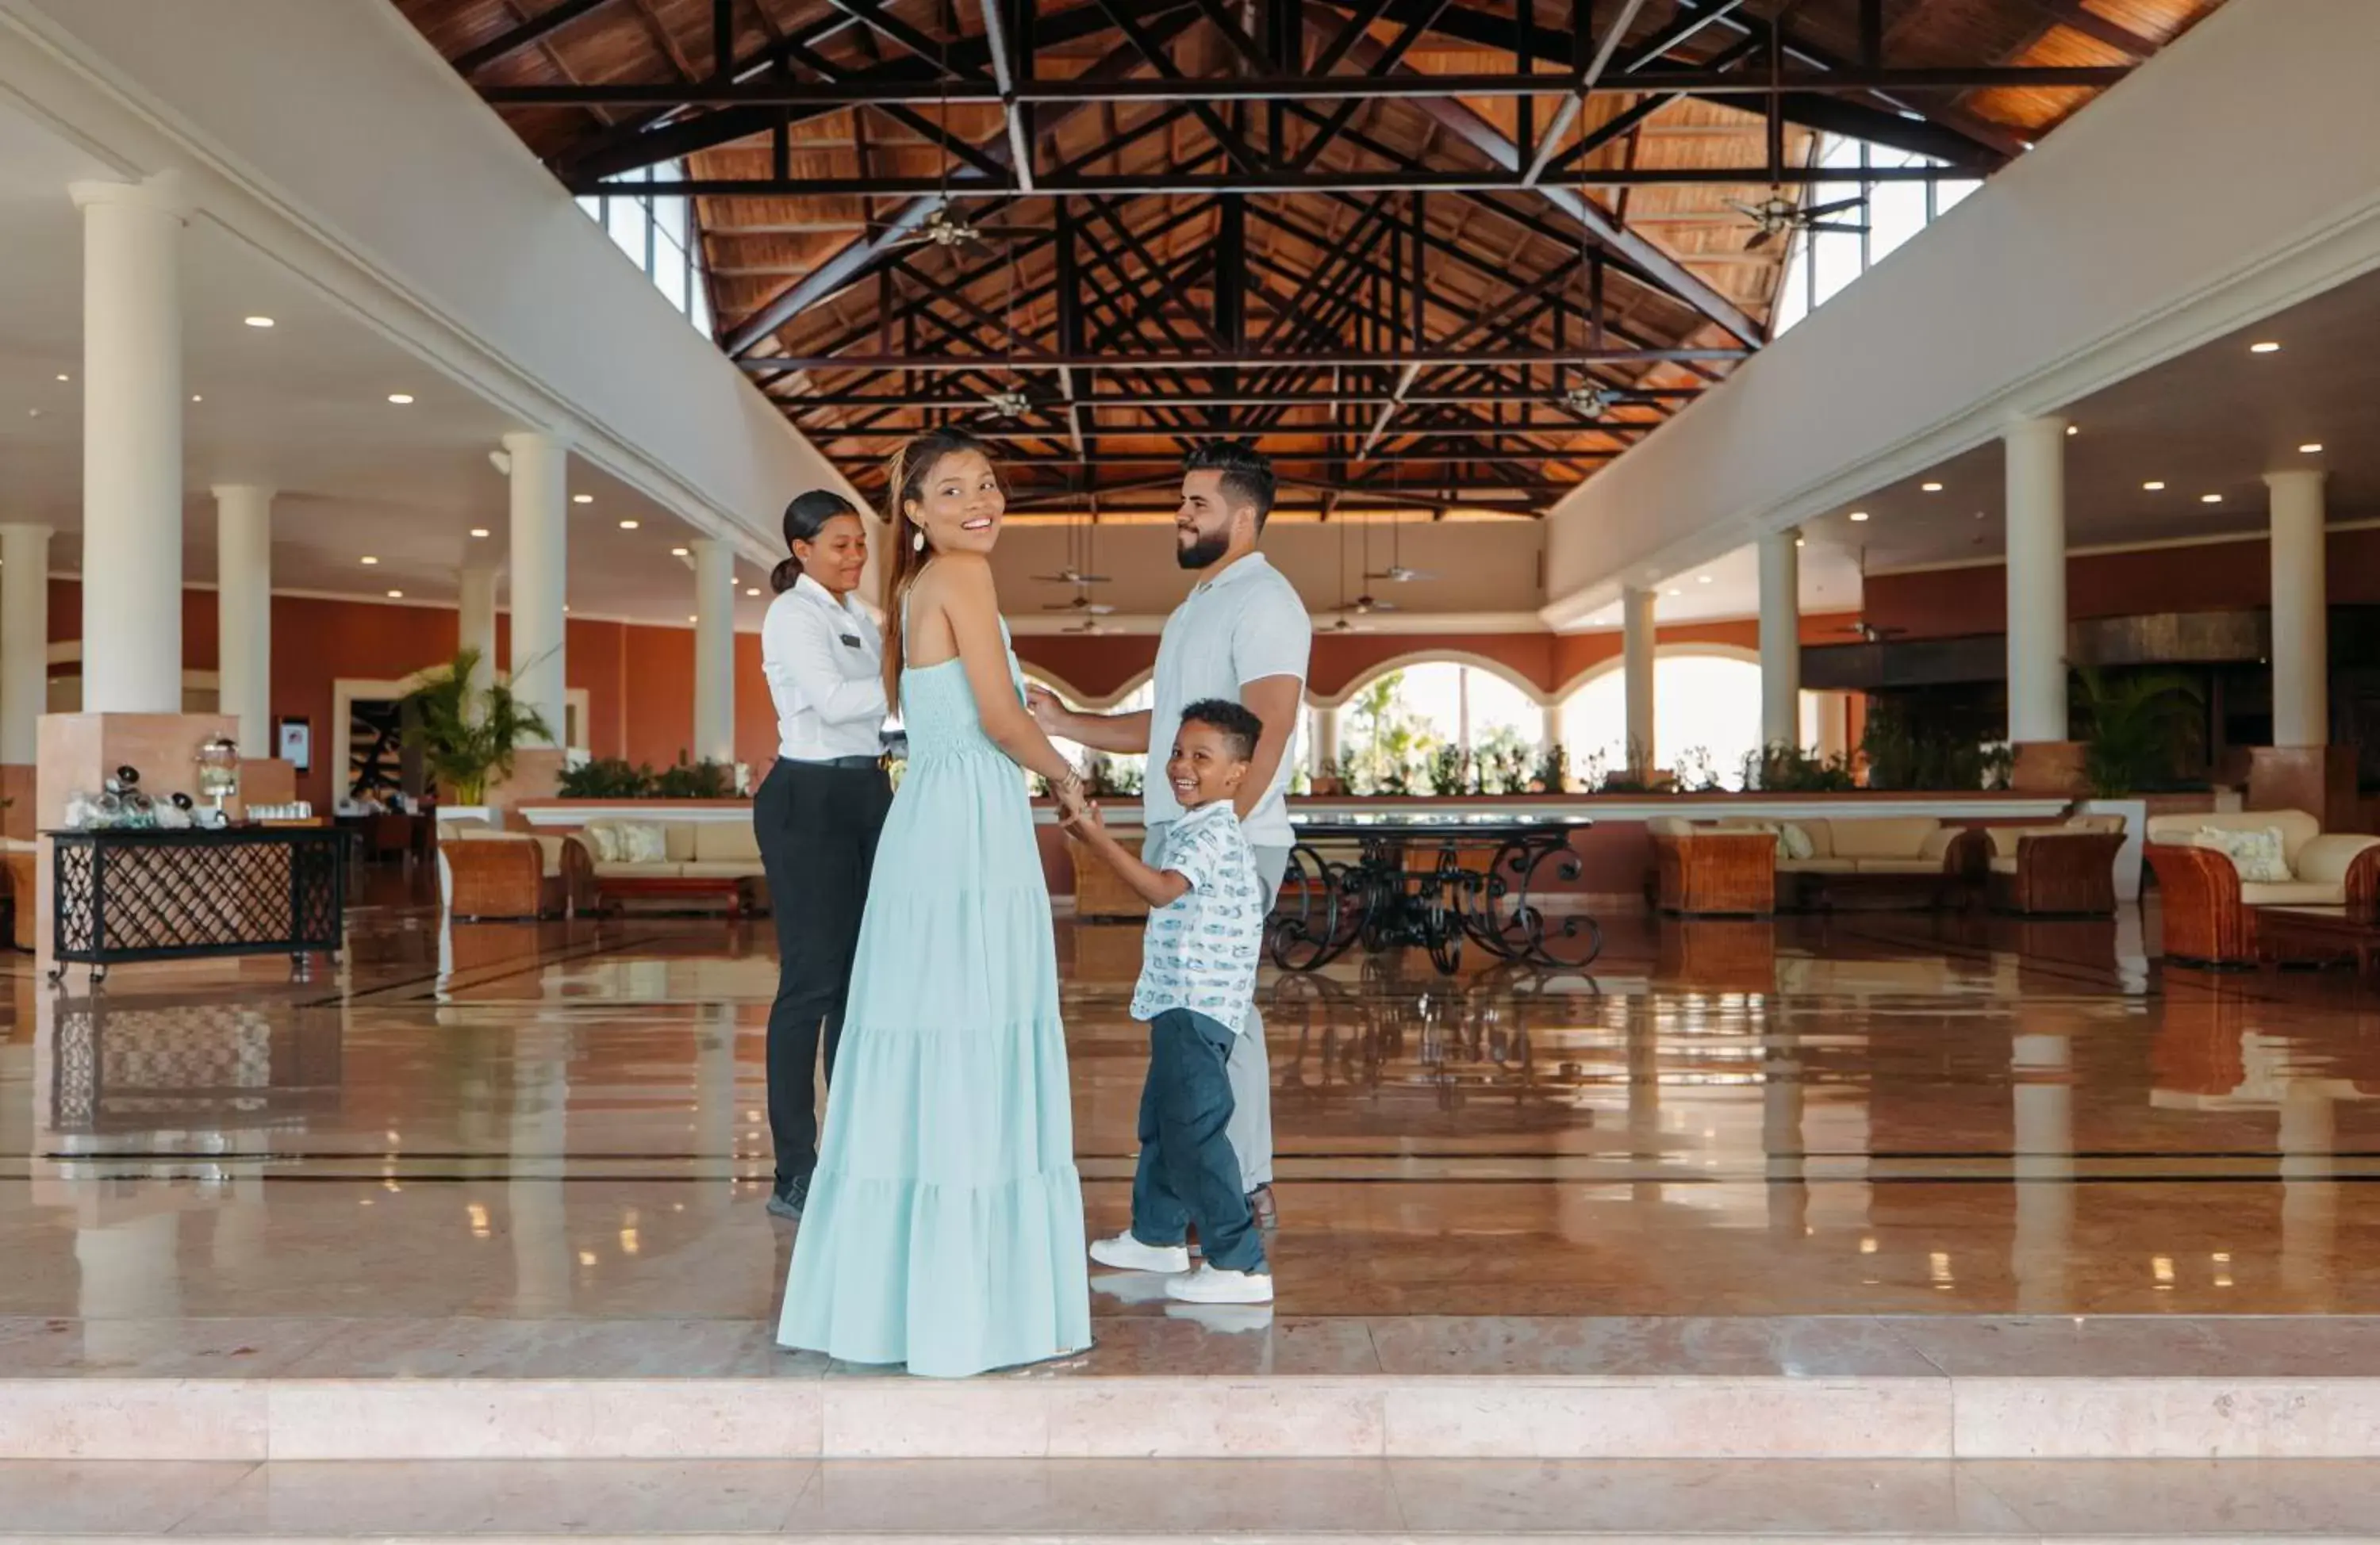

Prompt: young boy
[{"left": 1062, "top": 699, "right": 1273, "bottom": 1305}]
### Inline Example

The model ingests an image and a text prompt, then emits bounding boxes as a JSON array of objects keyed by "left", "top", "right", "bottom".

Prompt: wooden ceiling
[{"left": 394, "top": 0, "right": 2222, "bottom": 521}]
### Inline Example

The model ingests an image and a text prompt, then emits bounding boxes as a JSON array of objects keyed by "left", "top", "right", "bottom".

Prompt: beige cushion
[
  {"left": 593, "top": 859, "right": 681, "bottom": 879},
  {"left": 2294, "top": 834, "right": 2380, "bottom": 886},
  {"left": 1646, "top": 815, "right": 1695, "bottom": 838},
  {"left": 662, "top": 822, "right": 697, "bottom": 862},
  {"left": 579, "top": 821, "right": 624, "bottom": 863},
  {"left": 677, "top": 861, "right": 762, "bottom": 879},
  {"left": 1919, "top": 829, "right": 1960, "bottom": 862},
  {"left": 2196, "top": 825, "right": 2291, "bottom": 883},
  {"left": 1828, "top": 817, "right": 1941, "bottom": 859},
  {"left": 531, "top": 835, "right": 571, "bottom": 879},
  {"left": 1987, "top": 825, "right": 2059, "bottom": 861},
  {"left": 2148, "top": 807, "right": 2320, "bottom": 867},
  {"left": 693, "top": 822, "right": 762, "bottom": 863},
  {"left": 438, "top": 817, "right": 494, "bottom": 841},
  {"left": 617, "top": 823, "right": 671, "bottom": 865},
  {"left": 1852, "top": 857, "right": 1951, "bottom": 875},
  {"left": 1779, "top": 857, "right": 1857, "bottom": 874},
  {"left": 1988, "top": 855, "right": 2018, "bottom": 876},
  {"left": 2067, "top": 814, "right": 2125, "bottom": 836},
  {"left": 2240, "top": 880, "right": 2346, "bottom": 907}
]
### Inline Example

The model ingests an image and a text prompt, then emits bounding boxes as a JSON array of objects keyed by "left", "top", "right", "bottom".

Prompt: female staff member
[{"left": 755, "top": 490, "right": 892, "bottom": 1221}]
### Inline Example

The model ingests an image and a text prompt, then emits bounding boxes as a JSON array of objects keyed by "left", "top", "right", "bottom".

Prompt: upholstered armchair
[
  {"left": 2144, "top": 808, "right": 2380, "bottom": 966},
  {"left": 1983, "top": 815, "right": 2128, "bottom": 916},
  {"left": 1648, "top": 817, "right": 1777, "bottom": 916},
  {"left": 437, "top": 819, "right": 592, "bottom": 921}
]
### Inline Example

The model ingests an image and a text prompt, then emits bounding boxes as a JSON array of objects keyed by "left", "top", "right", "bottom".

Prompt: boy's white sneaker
[
  {"left": 1089, "top": 1233, "right": 1190, "bottom": 1274},
  {"left": 1164, "top": 1264, "right": 1274, "bottom": 1305}
]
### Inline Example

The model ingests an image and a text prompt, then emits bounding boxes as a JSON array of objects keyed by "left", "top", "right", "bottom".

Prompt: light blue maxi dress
[{"left": 775, "top": 619, "right": 1092, "bottom": 1377}]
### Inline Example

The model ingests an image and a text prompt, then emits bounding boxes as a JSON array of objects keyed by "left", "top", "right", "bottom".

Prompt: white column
[
  {"left": 2266, "top": 468, "right": 2328, "bottom": 747},
  {"left": 1622, "top": 585, "right": 1656, "bottom": 776},
  {"left": 692, "top": 539, "right": 736, "bottom": 765},
  {"left": 502, "top": 431, "right": 569, "bottom": 746},
  {"left": 2005, "top": 415, "right": 2070, "bottom": 744},
  {"left": 1311, "top": 707, "right": 1339, "bottom": 778},
  {"left": 0, "top": 524, "right": 52, "bottom": 763},
  {"left": 1812, "top": 690, "right": 1852, "bottom": 762},
  {"left": 1759, "top": 528, "right": 1801, "bottom": 751},
  {"left": 1539, "top": 700, "right": 1564, "bottom": 751},
  {"left": 71, "top": 178, "right": 188, "bottom": 715},
  {"left": 213, "top": 485, "right": 273, "bottom": 760},
  {"left": 457, "top": 562, "right": 499, "bottom": 703}
]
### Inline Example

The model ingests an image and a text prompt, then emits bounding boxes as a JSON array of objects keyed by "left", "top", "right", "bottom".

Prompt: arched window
[
  {"left": 1561, "top": 654, "right": 1772, "bottom": 790},
  {"left": 1022, "top": 675, "right": 1156, "bottom": 795},
  {"left": 1331, "top": 661, "right": 1545, "bottom": 793}
]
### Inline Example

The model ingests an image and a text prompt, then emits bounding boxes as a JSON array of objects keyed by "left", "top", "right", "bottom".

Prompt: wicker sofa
[
  {"left": 436, "top": 819, "right": 592, "bottom": 920},
  {"left": 1981, "top": 814, "right": 2128, "bottom": 916},
  {"left": 2144, "top": 808, "right": 2380, "bottom": 966},
  {"left": 563, "top": 816, "right": 769, "bottom": 917},
  {"left": 1654, "top": 814, "right": 1982, "bottom": 914}
]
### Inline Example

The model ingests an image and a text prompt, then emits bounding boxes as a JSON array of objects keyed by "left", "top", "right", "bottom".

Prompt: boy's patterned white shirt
[{"left": 1130, "top": 799, "right": 1265, "bottom": 1033}]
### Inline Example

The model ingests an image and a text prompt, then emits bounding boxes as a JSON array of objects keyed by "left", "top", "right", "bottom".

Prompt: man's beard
[{"left": 1176, "top": 527, "right": 1230, "bottom": 570}]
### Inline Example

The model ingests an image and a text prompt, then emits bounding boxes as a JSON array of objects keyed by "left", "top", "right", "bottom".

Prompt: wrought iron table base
[{"left": 1269, "top": 826, "right": 1602, "bottom": 976}]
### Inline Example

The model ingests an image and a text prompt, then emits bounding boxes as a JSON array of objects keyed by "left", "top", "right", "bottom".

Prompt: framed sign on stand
[{"left": 276, "top": 717, "right": 312, "bottom": 773}]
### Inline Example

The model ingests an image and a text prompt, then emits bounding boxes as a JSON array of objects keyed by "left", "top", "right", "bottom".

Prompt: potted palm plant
[{"left": 399, "top": 647, "right": 555, "bottom": 805}]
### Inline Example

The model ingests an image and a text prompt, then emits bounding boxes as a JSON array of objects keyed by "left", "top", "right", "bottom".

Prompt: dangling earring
[{"left": 912, "top": 527, "right": 926, "bottom": 554}]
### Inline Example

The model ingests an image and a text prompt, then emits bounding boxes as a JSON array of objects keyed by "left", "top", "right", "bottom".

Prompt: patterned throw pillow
[
  {"left": 583, "top": 825, "right": 620, "bottom": 864},
  {"left": 1778, "top": 822, "right": 1816, "bottom": 861},
  {"left": 619, "top": 823, "right": 670, "bottom": 865},
  {"left": 2196, "top": 825, "right": 2291, "bottom": 884}
]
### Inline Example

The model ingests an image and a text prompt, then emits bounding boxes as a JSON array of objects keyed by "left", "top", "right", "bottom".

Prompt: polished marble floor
[{"left": 6, "top": 892, "right": 2380, "bottom": 1379}]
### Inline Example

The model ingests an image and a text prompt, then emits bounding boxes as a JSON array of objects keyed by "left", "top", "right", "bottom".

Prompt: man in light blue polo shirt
[{"left": 1029, "top": 442, "right": 1310, "bottom": 1228}]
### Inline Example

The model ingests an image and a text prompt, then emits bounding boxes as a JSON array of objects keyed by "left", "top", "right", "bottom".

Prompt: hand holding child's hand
[
  {"left": 1061, "top": 798, "right": 1105, "bottom": 840},
  {"left": 1025, "top": 685, "right": 1066, "bottom": 731}
]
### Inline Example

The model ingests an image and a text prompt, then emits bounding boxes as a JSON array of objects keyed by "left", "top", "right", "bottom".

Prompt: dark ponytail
[{"left": 772, "top": 489, "right": 862, "bottom": 593}]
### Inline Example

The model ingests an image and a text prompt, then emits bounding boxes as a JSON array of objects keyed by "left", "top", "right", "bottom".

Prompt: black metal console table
[
  {"left": 1266, "top": 815, "right": 1601, "bottom": 976},
  {"left": 48, "top": 827, "right": 347, "bottom": 987}
]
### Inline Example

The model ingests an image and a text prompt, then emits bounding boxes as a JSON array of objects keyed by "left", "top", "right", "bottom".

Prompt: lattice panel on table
[{"left": 51, "top": 830, "right": 346, "bottom": 962}]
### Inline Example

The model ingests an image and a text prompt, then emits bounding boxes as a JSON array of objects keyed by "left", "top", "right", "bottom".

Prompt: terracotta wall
[
  {"left": 1014, "top": 611, "right": 1862, "bottom": 703},
  {"left": 1864, "top": 527, "right": 2380, "bottom": 641}
]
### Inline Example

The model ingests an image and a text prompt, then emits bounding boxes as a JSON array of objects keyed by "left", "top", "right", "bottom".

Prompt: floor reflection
[{"left": 2, "top": 900, "right": 2379, "bottom": 1350}]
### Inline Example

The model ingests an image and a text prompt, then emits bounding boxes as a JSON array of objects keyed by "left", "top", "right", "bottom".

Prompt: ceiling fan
[
  {"left": 1043, "top": 592, "right": 1116, "bottom": 616},
  {"left": 1729, "top": 188, "right": 1870, "bottom": 251},
  {"left": 869, "top": 204, "right": 1054, "bottom": 251},
  {"left": 1365, "top": 510, "right": 1438, "bottom": 585},
  {"left": 1555, "top": 380, "right": 1660, "bottom": 421},
  {"left": 1032, "top": 564, "right": 1111, "bottom": 586},
  {"left": 977, "top": 386, "right": 1039, "bottom": 421},
  {"left": 1840, "top": 619, "right": 1906, "bottom": 643}
]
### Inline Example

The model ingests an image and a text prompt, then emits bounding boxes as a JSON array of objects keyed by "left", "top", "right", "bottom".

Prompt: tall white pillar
[
  {"left": 2004, "top": 415, "right": 2070, "bottom": 745},
  {"left": 0, "top": 525, "right": 51, "bottom": 764},
  {"left": 1311, "top": 707, "right": 1339, "bottom": 779},
  {"left": 457, "top": 562, "right": 499, "bottom": 703},
  {"left": 1622, "top": 586, "right": 1656, "bottom": 776},
  {"left": 1758, "top": 529, "right": 1801, "bottom": 751},
  {"left": 213, "top": 485, "right": 273, "bottom": 759},
  {"left": 71, "top": 178, "right": 188, "bottom": 715},
  {"left": 503, "top": 431, "right": 569, "bottom": 746},
  {"left": 692, "top": 539, "right": 735, "bottom": 765},
  {"left": 2266, "top": 469, "right": 2328, "bottom": 748}
]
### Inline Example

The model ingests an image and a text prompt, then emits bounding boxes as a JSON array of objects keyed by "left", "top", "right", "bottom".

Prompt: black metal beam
[
  {"left": 456, "top": 0, "right": 620, "bottom": 77},
  {"left": 740, "top": 345, "right": 1745, "bottom": 370},
  {"left": 602, "top": 163, "right": 1956, "bottom": 196}
]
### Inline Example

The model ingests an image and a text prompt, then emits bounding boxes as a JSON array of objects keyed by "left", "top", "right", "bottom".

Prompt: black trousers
[{"left": 754, "top": 756, "right": 892, "bottom": 1194}]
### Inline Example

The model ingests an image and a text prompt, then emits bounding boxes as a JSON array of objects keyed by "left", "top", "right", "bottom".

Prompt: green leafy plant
[
  {"left": 653, "top": 754, "right": 736, "bottom": 799},
  {"left": 1087, "top": 757, "right": 1144, "bottom": 798},
  {"left": 1535, "top": 742, "right": 1570, "bottom": 795},
  {"left": 1749, "top": 742, "right": 1857, "bottom": 792},
  {"left": 1860, "top": 699, "right": 1994, "bottom": 790},
  {"left": 1673, "top": 746, "right": 1726, "bottom": 793},
  {"left": 558, "top": 757, "right": 657, "bottom": 799},
  {"left": 1428, "top": 745, "right": 1469, "bottom": 797},
  {"left": 2077, "top": 666, "right": 2202, "bottom": 797},
  {"left": 398, "top": 647, "right": 554, "bottom": 805}
]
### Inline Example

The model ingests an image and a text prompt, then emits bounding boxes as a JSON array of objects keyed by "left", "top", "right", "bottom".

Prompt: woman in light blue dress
[{"left": 777, "top": 427, "right": 1092, "bottom": 1377}]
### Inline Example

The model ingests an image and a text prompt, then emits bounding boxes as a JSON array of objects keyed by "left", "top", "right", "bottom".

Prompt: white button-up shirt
[
  {"left": 1130, "top": 800, "right": 1266, "bottom": 1034},
  {"left": 761, "top": 574, "right": 889, "bottom": 761},
  {"left": 1145, "top": 553, "right": 1311, "bottom": 849}
]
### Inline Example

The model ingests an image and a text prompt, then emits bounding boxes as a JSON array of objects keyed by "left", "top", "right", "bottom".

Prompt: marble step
[
  {"left": 6, "top": 1457, "right": 2380, "bottom": 1543},
  {"left": 9, "top": 1370, "right": 2380, "bottom": 1463}
]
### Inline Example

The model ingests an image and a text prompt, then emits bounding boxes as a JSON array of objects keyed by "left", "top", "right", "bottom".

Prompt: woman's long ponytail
[{"left": 878, "top": 426, "right": 994, "bottom": 705}]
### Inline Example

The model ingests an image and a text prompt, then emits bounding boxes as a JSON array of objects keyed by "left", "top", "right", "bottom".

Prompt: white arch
[
  {"left": 1317, "top": 648, "right": 1549, "bottom": 710},
  {"left": 1552, "top": 641, "right": 1760, "bottom": 702},
  {"left": 1016, "top": 665, "right": 1153, "bottom": 713}
]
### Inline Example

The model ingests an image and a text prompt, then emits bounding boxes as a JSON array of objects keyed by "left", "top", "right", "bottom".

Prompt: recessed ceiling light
[
  {"left": 2300, "top": 443, "right": 2324, "bottom": 454},
  {"left": 1921, "top": 481, "right": 1944, "bottom": 493},
  {"left": 1666, "top": 587, "right": 1682, "bottom": 596},
  {"left": 469, "top": 527, "right": 490, "bottom": 539},
  {"left": 386, "top": 393, "right": 414, "bottom": 405},
  {"left": 244, "top": 316, "right": 274, "bottom": 328},
  {"left": 670, "top": 546, "right": 689, "bottom": 557},
  {"left": 572, "top": 493, "right": 594, "bottom": 504},
  {"left": 745, "top": 586, "right": 761, "bottom": 596},
  {"left": 360, "top": 555, "right": 379, "bottom": 565},
  {"left": 1795, "top": 536, "right": 1806, "bottom": 547},
  {"left": 2201, "top": 493, "right": 2222, "bottom": 504},
  {"left": 1696, "top": 573, "right": 1714, "bottom": 585},
  {"left": 25, "top": 408, "right": 39, "bottom": 419},
  {"left": 2250, "top": 340, "right": 2281, "bottom": 354},
  {"left": 2065, "top": 424, "right": 2079, "bottom": 436},
  {"left": 386, "top": 588, "right": 404, "bottom": 599},
  {"left": 619, "top": 519, "right": 640, "bottom": 530},
  {"left": 54, "top": 373, "right": 68, "bottom": 383},
  {"left": 2142, "top": 481, "right": 2166, "bottom": 491},
  {"left": 1848, "top": 510, "right": 1871, "bottom": 522},
  {"left": 687, "top": 614, "right": 698, "bottom": 623}
]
